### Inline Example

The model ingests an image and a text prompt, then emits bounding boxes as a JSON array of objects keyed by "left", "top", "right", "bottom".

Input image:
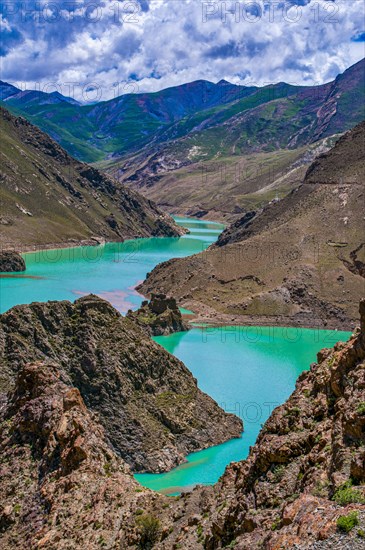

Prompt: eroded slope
[
  {"left": 0, "top": 107, "right": 183, "bottom": 250},
  {"left": 139, "top": 122, "right": 365, "bottom": 329}
]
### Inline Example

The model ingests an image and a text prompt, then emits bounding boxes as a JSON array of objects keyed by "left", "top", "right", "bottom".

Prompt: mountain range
[
  {"left": 2, "top": 58, "right": 363, "bottom": 221},
  {"left": 0, "top": 78, "right": 255, "bottom": 163}
]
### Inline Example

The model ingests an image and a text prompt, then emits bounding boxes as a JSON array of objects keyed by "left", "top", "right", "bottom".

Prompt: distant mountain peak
[
  {"left": 4, "top": 88, "right": 81, "bottom": 106},
  {"left": 0, "top": 80, "right": 21, "bottom": 101}
]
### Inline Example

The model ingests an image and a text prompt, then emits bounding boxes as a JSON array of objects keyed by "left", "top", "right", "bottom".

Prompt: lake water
[
  {"left": 0, "top": 217, "right": 351, "bottom": 495},
  {"left": 136, "top": 324, "right": 350, "bottom": 494},
  {"left": 0, "top": 217, "right": 223, "bottom": 314}
]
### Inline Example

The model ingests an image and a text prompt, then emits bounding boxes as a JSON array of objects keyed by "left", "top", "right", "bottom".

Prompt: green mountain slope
[
  {"left": 0, "top": 107, "right": 183, "bottom": 250},
  {"left": 2, "top": 59, "right": 364, "bottom": 168},
  {"left": 2, "top": 79, "right": 256, "bottom": 163},
  {"left": 106, "top": 59, "right": 364, "bottom": 218}
]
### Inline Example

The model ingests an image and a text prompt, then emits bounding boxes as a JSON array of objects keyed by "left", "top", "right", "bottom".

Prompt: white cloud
[{"left": 1, "top": 0, "right": 364, "bottom": 102}]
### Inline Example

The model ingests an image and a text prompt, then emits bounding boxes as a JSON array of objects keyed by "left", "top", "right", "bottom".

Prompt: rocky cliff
[
  {"left": 127, "top": 294, "right": 189, "bottom": 336},
  {"left": 0, "top": 295, "right": 242, "bottom": 473},
  {"left": 138, "top": 121, "right": 365, "bottom": 330},
  {"left": 1, "top": 302, "right": 364, "bottom": 549},
  {"left": 0, "top": 252, "right": 25, "bottom": 272},
  {"left": 0, "top": 107, "right": 184, "bottom": 250},
  {"left": 0, "top": 361, "right": 171, "bottom": 549},
  {"left": 158, "top": 300, "right": 365, "bottom": 548}
]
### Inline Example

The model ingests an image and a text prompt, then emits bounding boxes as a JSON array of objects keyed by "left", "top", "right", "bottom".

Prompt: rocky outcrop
[
  {"left": 158, "top": 300, "right": 365, "bottom": 548},
  {"left": 216, "top": 211, "right": 257, "bottom": 247},
  {"left": 305, "top": 120, "right": 365, "bottom": 185},
  {"left": 0, "top": 295, "right": 242, "bottom": 473},
  {"left": 0, "top": 251, "right": 25, "bottom": 272},
  {"left": 0, "top": 361, "right": 172, "bottom": 549},
  {"left": 1, "top": 302, "right": 364, "bottom": 548},
  {"left": 127, "top": 294, "right": 189, "bottom": 336}
]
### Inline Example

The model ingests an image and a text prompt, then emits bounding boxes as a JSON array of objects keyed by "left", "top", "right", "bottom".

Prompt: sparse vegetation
[
  {"left": 333, "top": 481, "right": 365, "bottom": 506},
  {"left": 103, "top": 461, "right": 112, "bottom": 477},
  {"left": 272, "top": 464, "right": 286, "bottom": 483},
  {"left": 285, "top": 406, "right": 301, "bottom": 417},
  {"left": 337, "top": 511, "right": 359, "bottom": 533},
  {"left": 271, "top": 518, "right": 281, "bottom": 531},
  {"left": 197, "top": 524, "right": 204, "bottom": 542},
  {"left": 137, "top": 514, "right": 161, "bottom": 549},
  {"left": 313, "top": 480, "right": 330, "bottom": 498}
]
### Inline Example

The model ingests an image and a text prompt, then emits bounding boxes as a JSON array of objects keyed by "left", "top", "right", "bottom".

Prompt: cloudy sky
[{"left": 1, "top": 0, "right": 364, "bottom": 102}]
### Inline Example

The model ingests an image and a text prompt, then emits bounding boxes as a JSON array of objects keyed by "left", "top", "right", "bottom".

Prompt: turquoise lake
[
  {"left": 0, "top": 217, "right": 352, "bottom": 495},
  {"left": 0, "top": 218, "right": 223, "bottom": 314}
]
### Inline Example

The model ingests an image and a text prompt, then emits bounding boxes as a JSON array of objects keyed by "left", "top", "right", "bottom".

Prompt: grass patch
[
  {"left": 337, "top": 511, "right": 359, "bottom": 533},
  {"left": 271, "top": 518, "right": 281, "bottom": 531}
]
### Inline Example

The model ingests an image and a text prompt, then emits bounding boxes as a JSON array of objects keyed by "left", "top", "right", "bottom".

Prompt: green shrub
[
  {"left": 285, "top": 406, "right": 301, "bottom": 417},
  {"left": 271, "top": 518, "right": 281, "bottom": 531},
  {"left": 333, "top": 481, "right": 365, "bottom": 506},
  {"left": 358, "top": 528, "right": 365, "bottom": 538},
  {"left": 103, "top": 462, "right": 112, "bottom": 477},
  {"left": 356, "top": 402, "right": 365, "bottom": 415},
  {"left": 197, "top": 524, "right": 204, "bottom": 542},
  {"left": 272, "top": 465, "right": 285, "bottom": 483},
  {"left": 337, "top": 511, "right": 359, "bottom": 533},
  {"left": 137, "top": 514, "right": 161, "bottom": 549}
]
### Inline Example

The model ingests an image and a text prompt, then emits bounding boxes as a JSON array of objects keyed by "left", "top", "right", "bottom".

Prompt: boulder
[{"left": 0, "top": 251, "right": 26, "bottom": 272}]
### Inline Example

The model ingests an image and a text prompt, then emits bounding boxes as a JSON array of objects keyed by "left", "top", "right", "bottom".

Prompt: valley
[
  {"left": 0, "top": 45, "right": 364, "bottom": 549},
  {"left": 1, "top": 59, "right": 364, "bottom": 222}
]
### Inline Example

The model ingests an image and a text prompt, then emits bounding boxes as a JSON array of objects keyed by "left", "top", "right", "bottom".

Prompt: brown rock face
[
  {"left": 0, "top": 361, "right": 171, "bottom": 549},
  {"left": 0, "top": 251, "right": 25, "bottom": 272},
  {"left": 0, "top": 294, "right": 242, "bottom": 473},
  {"left": 127, "top": 294, "right": 189, "bottom": 336}
]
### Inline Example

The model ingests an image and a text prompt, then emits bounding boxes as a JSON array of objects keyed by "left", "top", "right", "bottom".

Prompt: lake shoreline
[
  {"left": 139, "top": 294, "right": 357, "bottom": 332},
  {"left": 183, "top": 310, "right": 356, "bottom": 332},
  {"left": 6, "top": 235, "right": 182, "bottom": 255},
  {"left": 6, "top": 242, "right": 355, "bottom": 332}
]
